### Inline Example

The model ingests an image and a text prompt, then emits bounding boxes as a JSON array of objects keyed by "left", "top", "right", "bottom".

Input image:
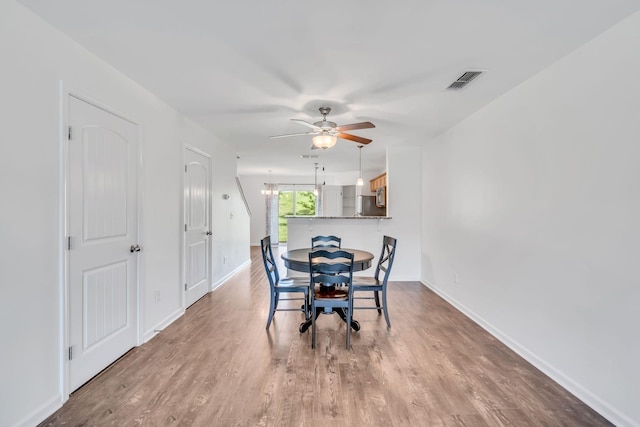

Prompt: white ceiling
[{"left": 19, "top": 0, "right": 640, "bottom": 176}]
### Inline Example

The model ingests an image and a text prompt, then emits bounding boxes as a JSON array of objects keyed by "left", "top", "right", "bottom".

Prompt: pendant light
[
  {"left": 313, "top": 163, "right": 319, "bottom": 196},
  {"left": 356, "top": 145, "right": 364, "bottom": 186},
  {"left": 261, "top": 170, "right": 278, "bottom": 196}
]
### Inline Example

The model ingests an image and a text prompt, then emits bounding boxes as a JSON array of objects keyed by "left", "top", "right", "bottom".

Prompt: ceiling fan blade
[
  {"left": 269, "top": 132, "right": 316, "bottom": 139},
  {"left": 337, "top": 133, "right": 372, "bottom": 145},
  {"left": 291, "top": 119, "right": 322, "bottom": 131},
  {"left": 335, "top": 121, "right": 375, "bottom": 132}
]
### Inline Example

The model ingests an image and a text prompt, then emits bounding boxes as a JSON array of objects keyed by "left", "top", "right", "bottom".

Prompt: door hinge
[
  {"left": 185, "top": 164, "right": 188, "bottom": 173},
  {"left": 67, "top": 236, "right": 72, "bottom": 250},
  {"left": 184, "top": 283, "right": 188, "bottom": 291},
  {"left": 68, "top": 126, "right": 72, "bottom": 140},
  {"left": 68, "top": 346, "right": 73, "bottom": 361},
  {"left": 185, "top": 224, "right": 187, "bottom": 232}
]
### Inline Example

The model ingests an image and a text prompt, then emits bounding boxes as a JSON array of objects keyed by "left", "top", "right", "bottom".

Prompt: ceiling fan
[{"left": 269, "top": 107, "right": 375, "bottom": 149}]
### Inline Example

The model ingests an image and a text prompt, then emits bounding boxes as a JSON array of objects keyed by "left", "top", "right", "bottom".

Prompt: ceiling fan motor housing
[
  {"left": 315, "top": 107, "right": 336, "bottom": 130},
  {"left": 314, "top": 120, "right": 337, "bottom": 130}
]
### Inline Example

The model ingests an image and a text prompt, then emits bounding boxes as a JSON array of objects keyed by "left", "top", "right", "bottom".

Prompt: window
[{"left": 278, "top": 190, "right": 316, "bottom": 242}]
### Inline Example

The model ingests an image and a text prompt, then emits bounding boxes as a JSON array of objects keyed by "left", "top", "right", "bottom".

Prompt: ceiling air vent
[{"left": 447, "top": 70, "right": 484, "bottom": 90}]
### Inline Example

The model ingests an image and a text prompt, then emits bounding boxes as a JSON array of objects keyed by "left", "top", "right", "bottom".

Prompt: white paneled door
[
  {"left": 67, "top": 96, "right": 139, "bottom": 392},
  {"left": 184, "top": 147, "right": 211, "bottom": 307}
]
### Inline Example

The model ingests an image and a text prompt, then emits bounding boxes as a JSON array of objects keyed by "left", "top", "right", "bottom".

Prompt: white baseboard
[
  {"left": 142, "top": 259, "right": 252, "bottom": 342},
  {"left": 212, "top": 259, "right": 251, "bottom": 291},
  {"left": 420, "top": 280, "right": 635, "bottom": 427},
  {"left": 383, "top": 274, "right": 419, "bottom": 281},
  {"left": 14, "top": 394, "right": 62, "bottom": 427},
  {"left": 142, "top": 307, "right": 184, "bottom": 343}
]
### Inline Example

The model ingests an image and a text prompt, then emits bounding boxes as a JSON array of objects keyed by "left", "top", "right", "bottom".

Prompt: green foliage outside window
[
  {"left": 278, "top": 190, "right": 316, "bottom": 242},
  {"left": 295, "top": 191, "right": 316, "bottom": 215}
]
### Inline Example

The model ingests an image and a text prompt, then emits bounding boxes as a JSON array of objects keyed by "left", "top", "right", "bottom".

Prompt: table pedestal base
[{"left": 299, "top": 308, "right": 360, "bottom": 333}]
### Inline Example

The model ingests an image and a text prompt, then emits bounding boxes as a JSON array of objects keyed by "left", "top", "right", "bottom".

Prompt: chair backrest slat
[
  {"left": 311, "top": 235, "right": 342, "bottom": 249},
  {"left": 374, "top": 236, "right": 397, "bottom": 283},
  {"left": 260, "top": 236, "right": 280, "bottom": 289},
  {"left": 309, "top": 249, "right": 354, "bottom": 288}
]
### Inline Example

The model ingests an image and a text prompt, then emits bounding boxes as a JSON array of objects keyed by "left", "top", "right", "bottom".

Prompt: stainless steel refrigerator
[{"left": 360, "top": 195, "right": 386, "bottom": 216}]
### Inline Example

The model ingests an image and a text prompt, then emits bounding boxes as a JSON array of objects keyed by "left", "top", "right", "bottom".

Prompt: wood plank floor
[{"left": 40, "top": 246, "right": 612, "bottom": 426}]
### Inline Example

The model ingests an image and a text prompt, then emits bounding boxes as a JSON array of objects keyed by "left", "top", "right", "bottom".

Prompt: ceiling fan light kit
[
  {"left": 270, "top": 106, "right": 375, "bottom": 148},
  {"left": 312, "top": 134, "right": 337, "bottom": 149}
]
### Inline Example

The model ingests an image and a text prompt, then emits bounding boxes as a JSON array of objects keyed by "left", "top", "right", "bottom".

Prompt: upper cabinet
[{"left": 369, "top": 172, "right": 387, "bottom": 192}]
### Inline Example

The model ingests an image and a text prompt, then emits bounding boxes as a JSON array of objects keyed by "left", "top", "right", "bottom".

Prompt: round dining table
[{"left": 281, "top": 247, "right": 374, "bottom": 333}]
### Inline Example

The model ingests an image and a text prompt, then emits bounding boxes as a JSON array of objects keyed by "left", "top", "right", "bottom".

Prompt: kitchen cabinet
[{"left": 369, "top": 172, "right": 387, "bottom": 192}]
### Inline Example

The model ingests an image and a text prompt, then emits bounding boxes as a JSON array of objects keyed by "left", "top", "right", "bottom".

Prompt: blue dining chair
[
  {"left": 311, "top": 235, "right": 341, "bottom": 248},
  {"left": 260, "top": 236, "right": 310, "bottom": 329},
  {"left": 352, "top": 236, "right": 397, "bottom": 328},
  {"left": 308, "top": 249, "right": 354, "bottom": 349},
  {"left": 312, "top": 235, "right": 344, "bottom": 286}
]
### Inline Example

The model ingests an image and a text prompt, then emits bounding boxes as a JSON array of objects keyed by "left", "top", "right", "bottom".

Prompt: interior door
[
  {"left": 67, "top": 95, "right": 139, "bottom": 391},
  {"left": 184, "top": 147, "right": 211, "bottom": 307}
]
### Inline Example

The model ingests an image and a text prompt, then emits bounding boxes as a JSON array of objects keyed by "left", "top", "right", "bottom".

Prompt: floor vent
[{"left": 447, "top": 70, "right": 484, "bottom": 90}]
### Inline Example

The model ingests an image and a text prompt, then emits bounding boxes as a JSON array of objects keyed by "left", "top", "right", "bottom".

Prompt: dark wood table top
[{"left": 281, "top": 247, "right": 374, "bottom": 273}]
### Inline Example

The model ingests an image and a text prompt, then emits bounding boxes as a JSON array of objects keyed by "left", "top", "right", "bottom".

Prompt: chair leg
[
  {"left": 374, "top": 291, "right": 382, "bottom": 315},
  {"left": 266, "top": 293, "right": 276, "bottom": 329},
  {"left": 381, "top": 289, "right": 391, "bottom": 328},
  {"left": 304, "top": 291, "right": 310, "bottom": 320},
  {"left": 311, "top": 301, "right": 316, "bottom": 349},
  {"left": 346, "top": 303, "right": 351, "bottom": 350}
]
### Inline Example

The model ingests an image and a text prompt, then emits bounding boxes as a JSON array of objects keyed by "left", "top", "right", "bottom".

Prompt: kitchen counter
[
  {"left": 285, "top": 216, "right": 391, "bottom": 219},
  {"left": 286, "top": 216, "right": 394, "bottom": 274}
]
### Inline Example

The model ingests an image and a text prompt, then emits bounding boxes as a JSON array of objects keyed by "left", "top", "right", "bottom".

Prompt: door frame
[
  {"left": 181, "top": 144, "right": 213, "bottom": 309},
  {"left": 59, "top": 84, "right": 144, "bottom": 399}
]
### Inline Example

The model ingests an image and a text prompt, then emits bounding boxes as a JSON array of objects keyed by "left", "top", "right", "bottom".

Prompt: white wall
[
  {"left": 0, "top": 2, "right": 249, "bottom": 426},
  {"left": 385, "top": 146, "right": 422, "bottom": 280},
  {"left": 421, "top": 11, "right": 640, "bottom": 427}
]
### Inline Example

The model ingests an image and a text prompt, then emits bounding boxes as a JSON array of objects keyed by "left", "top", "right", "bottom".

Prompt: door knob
[
  {"left": 205, "top": 231, "right": 212, "bottom": 236},
  {"left": 130, "top": 244, "right": 142, "bottom": 253}
]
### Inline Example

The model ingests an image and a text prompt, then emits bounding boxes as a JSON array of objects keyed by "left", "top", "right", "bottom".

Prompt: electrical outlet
[{"left": 154, "top": 290, "right": 161, "bottom": 302}]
